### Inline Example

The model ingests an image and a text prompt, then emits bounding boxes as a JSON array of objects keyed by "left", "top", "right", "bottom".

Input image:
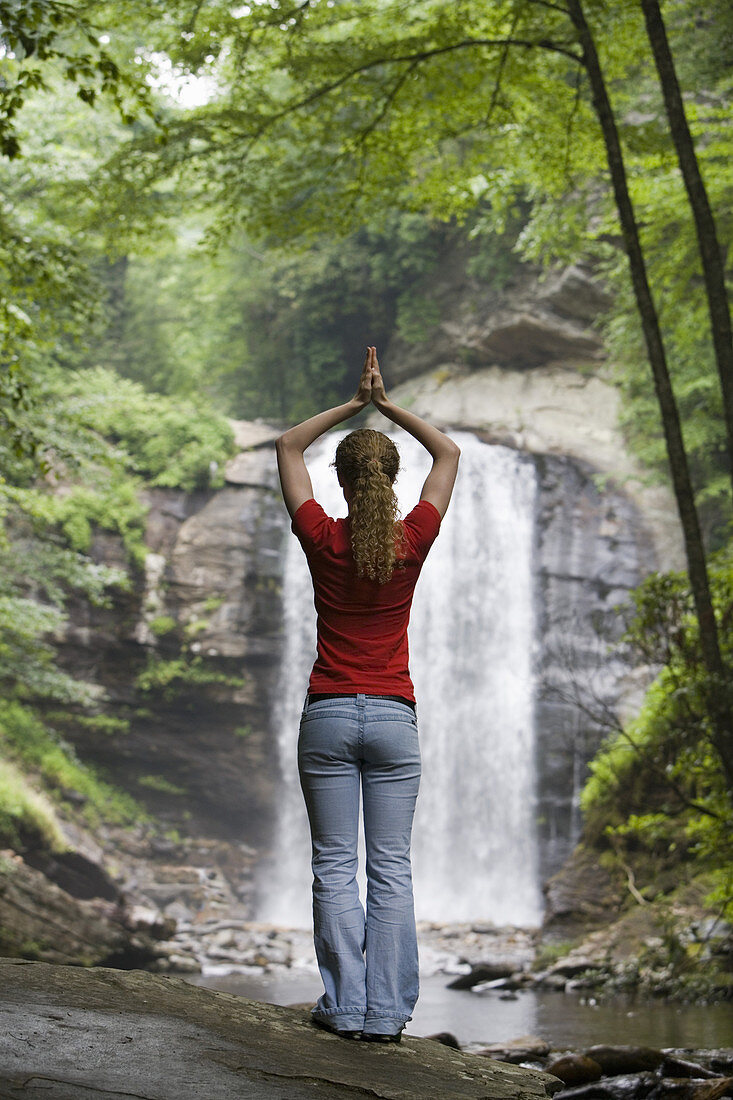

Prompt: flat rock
[
  {"left": 228, "top": 419, "right": 281, "bottom": 450},
  {"left": 0, "top": 959, "right": 562, "bottom": 1099}
]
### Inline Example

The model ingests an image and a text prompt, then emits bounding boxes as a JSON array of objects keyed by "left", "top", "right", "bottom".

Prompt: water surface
[{"left": 190, "top": 969, "right": 733, "bottom": 1050}]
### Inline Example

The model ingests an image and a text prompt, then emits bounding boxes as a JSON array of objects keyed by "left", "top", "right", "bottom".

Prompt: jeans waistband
[{"left": 307, "top": 693, "right": 416, "bottom": 712}]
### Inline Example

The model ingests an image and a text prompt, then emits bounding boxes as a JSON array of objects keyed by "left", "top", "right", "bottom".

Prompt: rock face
[
  {"left": 0, "top": 850, "right": 159, "bottom": 968},
  {"left": 0, "top": 958, "right": 561, "bottom": 1099},
  {"left": 385, "top": 256, "right": 610, "bottom": 382},
  {"left": 59, "top": 436, "right": 287, "bottom": 854}
]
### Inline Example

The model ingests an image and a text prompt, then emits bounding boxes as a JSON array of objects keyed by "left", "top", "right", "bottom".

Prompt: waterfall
[{"left": 257, "top": 430, "right": 541, "bottom": 928}]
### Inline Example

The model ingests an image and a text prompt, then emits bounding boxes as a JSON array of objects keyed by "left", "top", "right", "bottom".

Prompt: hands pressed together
[{"left": 354, "top": 346, "right": 389, "bottom": 409}]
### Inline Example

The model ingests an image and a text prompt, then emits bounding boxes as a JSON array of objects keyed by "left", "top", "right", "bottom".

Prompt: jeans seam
[{"left": 314, "top": 1006, "right": 367, "bottom": 1016}]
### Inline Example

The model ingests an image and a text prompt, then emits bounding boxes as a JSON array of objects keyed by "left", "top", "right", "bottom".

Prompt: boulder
[
  {"left": 648, "top": 1082, "right": 733, "bottom": 1100},
  {"left": 447, "top": 961, "right": 517, "bottom": 989},
  {"left": 0, "top": 959, "right": 563, "bottom": 1099},
  {"left": 583, "top": 1046, "right": 665, "bottom": 1076},
  {"left": 0, "top": 850, "right": 157, "bottom": 969},
  {"left": 478, "top": 1035, "right": 553, "bottom": 1064},
  {"left": 661, "top": 1056, "right": 717, "bottom": 1080},
  {"left": 546, "top": 1054, "right": 603, "bottom": 1087},
  {"left": 552, "top": 1073, "right": 657, "bottom": 1098},
  {"left": 542, "top": 845, "right": 621, "bottom": 939}
]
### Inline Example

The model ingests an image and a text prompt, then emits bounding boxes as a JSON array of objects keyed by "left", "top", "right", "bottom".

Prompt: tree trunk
[
  {"left": 565, "top": 0, "right": 733, "bottom": 792},
  {"left": 640, "top": 0, "right": 733, "bottom": 494}
]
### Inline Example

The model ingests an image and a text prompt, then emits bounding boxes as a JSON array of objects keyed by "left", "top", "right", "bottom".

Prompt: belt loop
[{"left": 356, "top": 693, "right": 366, "bottom": 708}]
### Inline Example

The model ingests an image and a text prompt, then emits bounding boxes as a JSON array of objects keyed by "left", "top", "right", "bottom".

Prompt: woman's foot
[
  {"left": 360, "top": 1029, "right": 403, "bottom": 1044},
  {"left": 311, "top": 1017, "right": 362, "bottom": 1040}
]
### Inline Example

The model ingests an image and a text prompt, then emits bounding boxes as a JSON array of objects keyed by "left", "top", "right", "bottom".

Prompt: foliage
[
  {"left": 581, "top": 551, "right": 733, "bottom": 919},
  {"left": 55, "top": 367, "right": 235, "bottom": 491},
  {"left": 135, "top": 656, "right": 244, "bottom": 701},
  {"left": 0, "top": 699, "right": 145, "bottom": 829},
  {"left": 136, "top": 774, "right": 186, "bottom": 796},
  {"left": 0, "top": 0, "right": 156, "bottom": 158},
  {"left": 89, "top": 0, "right": 732, "bottom": 536},
  {"left": 0, "top": 755, "right": 69, "bottom": 851}
]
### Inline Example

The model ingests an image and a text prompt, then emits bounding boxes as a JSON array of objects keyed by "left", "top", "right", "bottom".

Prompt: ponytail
[{"left": 334, "top": 429, "right": 404, "bottom": 584}]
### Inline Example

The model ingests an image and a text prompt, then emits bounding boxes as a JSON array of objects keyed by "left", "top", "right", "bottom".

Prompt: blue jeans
[{"left": 297, "top": 693, "right": 421, "bottom": 1034}]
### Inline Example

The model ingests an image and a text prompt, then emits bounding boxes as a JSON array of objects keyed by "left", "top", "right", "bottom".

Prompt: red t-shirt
[{"left": 291, "top": 498, "right": 441, "bottom": 702}]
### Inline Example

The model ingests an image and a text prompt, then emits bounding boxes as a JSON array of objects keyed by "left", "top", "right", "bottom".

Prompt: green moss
[
  {"left": 202, "top": 596, "right": 225, "bottom": 613},
  {"left": 0, "top": 759, "right": 69, "bottom": 852},
  {"left": 533, "top": 940, "right": 576, "bottom": 971},
  {"left": 148, "top": 615, "right": 178, "bottom": 637},
  {"left": 47, "top": 711, "right": 131, "bottom": 737},
  {"left": 135, "top": 656, "right": 244, "bottom": 700},
  {"left": 0, "top": 701, "right": 146, "bottom": 828},
  {"left": 137, "top": 775, "right": 187, "bottom": 796}
]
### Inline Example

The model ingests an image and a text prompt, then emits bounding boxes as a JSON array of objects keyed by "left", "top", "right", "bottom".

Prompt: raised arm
[
  {"left": 275, "top": 351, "right": 373, "bottom": 518},
  {"left": 369, "top": 347, "right": 460, "bottom": 519}
]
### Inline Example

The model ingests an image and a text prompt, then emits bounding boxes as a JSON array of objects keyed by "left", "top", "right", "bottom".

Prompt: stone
[
  {"left": 0, "top": 959, "right": 562, "bottom": 1099},
  {"left": 225, "top": 446, "right": 278, "bottom": 487},
  {"left": 649, "top": 1082, "right": 733, "bottom": 1100},
  {"left": 661, "top": 1056, "right": 717, "bottom": 1080},
  {"left": 551, "top": 1073, "right": 657, "bottom": 1098},
  {"left": 228, "top": 419, "right": 282, "bottom": 451},
  {"left": 23, "top": 847, "right": 120, "bottom": 902},
  {"left": 427, "top": 1032, "right": 462, "bottom": 1049},
  {"left": 447, "top": 962, "right": 516, "bottom": 989},
  {"left": 541, "top": 844, "right": 621, "bottom": 939},
  {"left": 478, "top": 1036, "right": 553, "bottom": 1063},
  {"left": 546, "top": 955, "right": 606, "bottom": 978},
  {"left": 0, "top": 851, "right": 157, "bottom": 969},
  {"left": 545, "top": 1053, "right": 603, "bottom": 1086},
  {"left": 583, "top": 1046, "right": 665, "bottom": 1076},
  {"left": 125, "top": 904, "right": 177, "bottom": 939}
]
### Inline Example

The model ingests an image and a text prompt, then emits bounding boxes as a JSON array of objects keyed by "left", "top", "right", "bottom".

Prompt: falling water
[{"left": 257, "top": 430, "right": 541, "bottom": 928}]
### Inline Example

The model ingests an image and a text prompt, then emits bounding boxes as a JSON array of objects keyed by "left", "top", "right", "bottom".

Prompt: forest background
[{"left": 0, "top": 0, "right": 731, "bottom": 992}]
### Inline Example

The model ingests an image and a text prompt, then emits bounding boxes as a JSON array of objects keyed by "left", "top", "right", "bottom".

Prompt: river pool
[{"left": 188, "top": 969, "right": 732, "bottom": 1050}]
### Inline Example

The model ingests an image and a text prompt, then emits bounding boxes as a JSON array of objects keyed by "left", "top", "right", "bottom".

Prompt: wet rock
[
  {"left": 547, "top": 956, "right": 606, "bottom": 979},
  {"left": 546, "top": 1054, "right": 603, "bottom": 1086},
  {"left": 553, "top": 1073, "right": 658, "bottom": 1098},
  {"left": 478, "top": 1035, "right": 553, "bottom": 1063},
  {"left": 23, "top": 848, "right": 119, "bottom": 902},
  {"left": 707, "top": 1054, "right": 733, "bottom": 1077},
  {"left": 661, "top": 1055, "right": 718, "bottom": 1080},
  {"left": 584, "top": 1047, "right": 666, "bottom": 1076},
  {"left": 0, "top": 850, "right": 158, "bottom": 969},
  {"left": 427, "top": 1032, "right": 462, "bottom": 1049},
  {"left": 0, "top": 959, "right": 563, "bottom": 1099},
  {"left": 541, "top": 845, "right": 621, "bottom": 940},
  {"left": 447, "top": 961, "right": 516, "bottom": 989},
  {"left": 124, "top": 903, "right": 177, "bottom": 939},
  {"left": 648, "top": 1081, "right": 733, "bottom": 1100},
  {"left": 537, "top": 972, "right": 570, "bottom": 990}
]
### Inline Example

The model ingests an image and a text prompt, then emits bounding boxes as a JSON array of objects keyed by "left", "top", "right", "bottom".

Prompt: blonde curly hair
[{"left": 333, "top": 429, "right": 405, "bottom": 584}]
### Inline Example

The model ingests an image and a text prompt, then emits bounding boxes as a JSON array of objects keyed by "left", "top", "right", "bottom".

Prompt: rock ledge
[{"left": 0, "top": 958, "right": 561, "bottom": 1099}]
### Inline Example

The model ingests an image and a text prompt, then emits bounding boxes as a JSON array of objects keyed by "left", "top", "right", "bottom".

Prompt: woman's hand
[
  {"left": 353, "top": 348, "right": 373, "bottom": 408},
  {"left": 368, "top": 346, "right": 389, "bottom": 408},
  {"left": 366, "top": 344, "right": 460, "bottom": 519}
]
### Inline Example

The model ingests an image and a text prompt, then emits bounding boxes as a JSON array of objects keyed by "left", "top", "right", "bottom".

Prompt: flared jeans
[{"left": 298, "top": 693, "right": 421, "bottom": 1035}]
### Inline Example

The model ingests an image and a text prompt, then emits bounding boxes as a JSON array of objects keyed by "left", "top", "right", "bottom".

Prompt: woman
[{"left": 275, "top": 346, "right": 460, "bottom": 1042}]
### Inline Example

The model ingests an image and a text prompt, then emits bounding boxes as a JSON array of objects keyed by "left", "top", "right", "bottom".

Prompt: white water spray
[{"left": 257, "top": 431, "right": 541, "bottom": 927}]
